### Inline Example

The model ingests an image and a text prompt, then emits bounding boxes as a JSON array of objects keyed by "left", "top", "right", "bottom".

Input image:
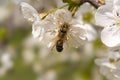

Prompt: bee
[{"left": 55, "top": 23, "right": 70, "bottom": 52}]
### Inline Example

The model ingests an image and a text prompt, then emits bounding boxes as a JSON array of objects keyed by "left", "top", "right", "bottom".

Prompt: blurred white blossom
[
  {"left": 0, "top": 7, "right": 10, "bottom": 23},
  {"left": 12, "top": 0, "right": 29, "bottom": 4},
  {"left": 95, "top": 51, "right": 120, "bottom": 80},
  {"left": 0, "top": 51, "right": 13, "bottom": 76},
  {"left": 37, "top": 70, "right": 56, "bottom": 80}
]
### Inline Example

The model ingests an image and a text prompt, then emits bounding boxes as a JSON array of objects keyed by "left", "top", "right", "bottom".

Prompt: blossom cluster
[
  {"left": 20, "top": 2, "right": 96, "bottom": 52},
  {"left": 95, "top": 0, "right": 120, "bottom": 80},
  {"left": 20, "top": 0, "right": 120, "bottom": 80}
]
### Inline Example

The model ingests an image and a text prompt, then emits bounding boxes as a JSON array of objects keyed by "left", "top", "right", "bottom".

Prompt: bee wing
[
  {"left": 45, "top": 30, "right": 58, "bottom": 50},
  {"left": 67, "top": 24, "right": 87, "bottom": 48},
  {"left": 48, "top": 38, "right": 58, "bottom": 51},
  {"left": 20, "top": 2, "right": 40, "bottom": 22}
]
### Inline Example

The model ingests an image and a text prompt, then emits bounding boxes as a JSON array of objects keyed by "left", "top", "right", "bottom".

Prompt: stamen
[
  {"left": 109, "top": 58, "right": 115, "bottom": 64},
  {"left": 28, "top": 17, "right": 34, "bottom": 22},
  {"left": 114, "top": 21, "right": 120, "bottom": 25}
]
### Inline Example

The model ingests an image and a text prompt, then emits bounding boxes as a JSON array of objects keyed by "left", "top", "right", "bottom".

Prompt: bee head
[{"left": 60, "top": 23, "right": 70, "bottom": 32}]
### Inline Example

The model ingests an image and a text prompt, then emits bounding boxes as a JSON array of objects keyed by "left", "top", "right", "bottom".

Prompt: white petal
[
  {"left": 113, "top": 5, "right": 120, "bottom": 17},
  {"left": 48, "top": 41, "right": 55, "bottom": 49},
  {"left": 45, "top": 31, "right": 58, "bottom": 49},
  {"left": 95, "top": 58, "right": 108, "bottom": 66},
  {"left": 99, "top": 66, "right": 115, "bottom": 80},
  {"left": 54, "top": 9, "right": 72, "bottom": 24},
  {"left": 95, "top": 4, "right": 115, "bottom": 27},
  {"left": 105, "top": 0, "right": 113, "bottom": 5},
  {"left": 83, "top": 24, "right": 97, "bottom": 41},
  {"left": 116, "top": 61, "right": 120, "bottom": 69},
  {"left": 54, "top": 0, "right": 66, "bottom": 7},
  {"left": 102, "top": 63, "right": 116, "bottom": 69},
  {"left": 71, "top": 24, "right": 87, "bottom": 40},
  {"left": 32, "top": 21, "right": 44, "bottom": 41},
  {"left": 114, "top": 0, "right": 120, "bottom": 7},
  {"left": 101, "top": 25, "right": 120, "bottom": 47},
  {"left": 67, "top": 25, "right": 87, "bottom": 48},
  {"left": 20, "top": 2, "right": 40, "bottom": 21},
  {"left": 112, "top": 69, "right": 120, "bottom": 79},
  {"left": 43, "top": 14, "right": 57, "bottom": 30},
  {"left": 108, "top": 52, "right": 120, "bottom": 60},
  {"left": 75, "top": 3, "right": 94, "bottom": 16}
]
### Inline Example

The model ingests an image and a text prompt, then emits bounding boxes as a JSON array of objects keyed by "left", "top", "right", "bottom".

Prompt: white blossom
[
  {"left": 37, "top": 70, "right": 56, "bottom": 80},
  {"left": 0, "top": 52, "right": 13, "bottom": 76},
  {"left": 95, "top": 51, "right": 120, "bottom": 80},
  {"left": 95, "top": 0, "right": 120, "bottom": 48},
  {"left": 20, "top": 1, "right": 98, "bottom": 53},
  {"left": 21, "top": 2, "right": 89, "bottom": 51},
  {"left": 0, "top": 7, "right": 10, "bottom": 22}
]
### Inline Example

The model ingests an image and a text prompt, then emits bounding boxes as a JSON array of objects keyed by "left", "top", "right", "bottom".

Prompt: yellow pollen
[
  {"left": 109, "top": 58, "right": 115, "bottom": 65},
  {"left": 28, "top": 17, "right": 34, "bottom": 22},
  {"left": 114, "top": 21, "right": 120, "bottom": 25}
]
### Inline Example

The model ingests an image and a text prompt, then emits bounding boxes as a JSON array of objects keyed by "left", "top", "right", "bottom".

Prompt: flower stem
[
  {"left": 76, "top": 0, "right": 101, "bottom": 9},
  {"left": 41, "top": 4, "right": 69, "bottom": 19},
  {"left": 85, "top": 0, "right": 100, "bottom": 9},
  {"left": 71, "top": 6, "right": 78, "bottom": 16}
]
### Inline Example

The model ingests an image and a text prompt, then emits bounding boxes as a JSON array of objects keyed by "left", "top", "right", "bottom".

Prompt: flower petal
[
  {"left": 82, "top": 24, "right": 97, "bottom": 41},
  {"left": 105, "top": 0, "right": 113, "bottom": 5},
  {"left": 32, "top": 21, "right": 45, "bottom": 41},
  {"left": 99, "top": 66, "right": 115, "bottom": 80},
  {"left": 114, "top": 0, "right": 120, "bottom": 7},
  {"left": 113, "top": 5, "right": 120, "bottom": 17},
  {"left": 71, "top": 24, "right": 87, "bottom": 40},
  {"left": 108, "top": 52, "right": 120, "bottom": 60},
  {"left": 112, "top": 70, "right": 120, "bottom": 79},
  {"left": 54, "top": 9, "right": 72, "bottom": 25},
  {"left": 75, "top": 3, "right": 94, "bottom": 16},
  {"left": 20, "top": 2, "right": 40, "bottom": 21},
  {"left": 95, "top": 58, "right": 108, "bottom": 66},
  {"left": 101, "top": 25, "right": 120, "bottom": 47},
  {"left": 67, "top": 24, "right": 87, "bottom": 48},
  {"left": 95, "top": 4, "right": 115, "bottom": 27}
]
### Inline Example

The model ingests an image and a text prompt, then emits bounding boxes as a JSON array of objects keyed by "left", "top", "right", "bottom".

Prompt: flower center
[
  {"left": 109, "top": 58, "right": 115, "bottom": 65},
  {"left": 109, "top": 58, "right": 120, "bottom": 65},
  {"left": 114, "top": 20, "right": 120, "bottom": 25}
]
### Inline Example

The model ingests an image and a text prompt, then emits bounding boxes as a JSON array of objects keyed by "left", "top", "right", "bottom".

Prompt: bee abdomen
[
  {"left": 56, "top": 46, "right": 63, "bottom": 52},
  {"left": 56, "top": 40, "right": 63, "bottom": 52}
]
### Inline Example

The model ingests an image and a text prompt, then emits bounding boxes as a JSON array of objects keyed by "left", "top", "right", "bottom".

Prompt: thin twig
[
  {"left": 85, "top": 0, "right": 100, "bottom": 9},
  {"left": 71, "top": 0, "right": 85, "bottom": 16}
]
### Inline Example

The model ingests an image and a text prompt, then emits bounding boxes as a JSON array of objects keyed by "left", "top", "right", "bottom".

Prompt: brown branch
[
  {"left": 71, "top": 0, "right": 101, "bottom": 16},
  {"left": 77, "top": 0, "right": 100, "bottom": 9},
  {"left": 85, "top": 0, "right": 100, "bottom": 9}
]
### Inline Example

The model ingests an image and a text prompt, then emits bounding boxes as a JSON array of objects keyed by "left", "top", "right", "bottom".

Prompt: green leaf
[
  {"left": 62, "top": 0, "right": 80, "bottom": 11},
  {"left": 63, "top": 0, "right": 80, "bottom": 4}
]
